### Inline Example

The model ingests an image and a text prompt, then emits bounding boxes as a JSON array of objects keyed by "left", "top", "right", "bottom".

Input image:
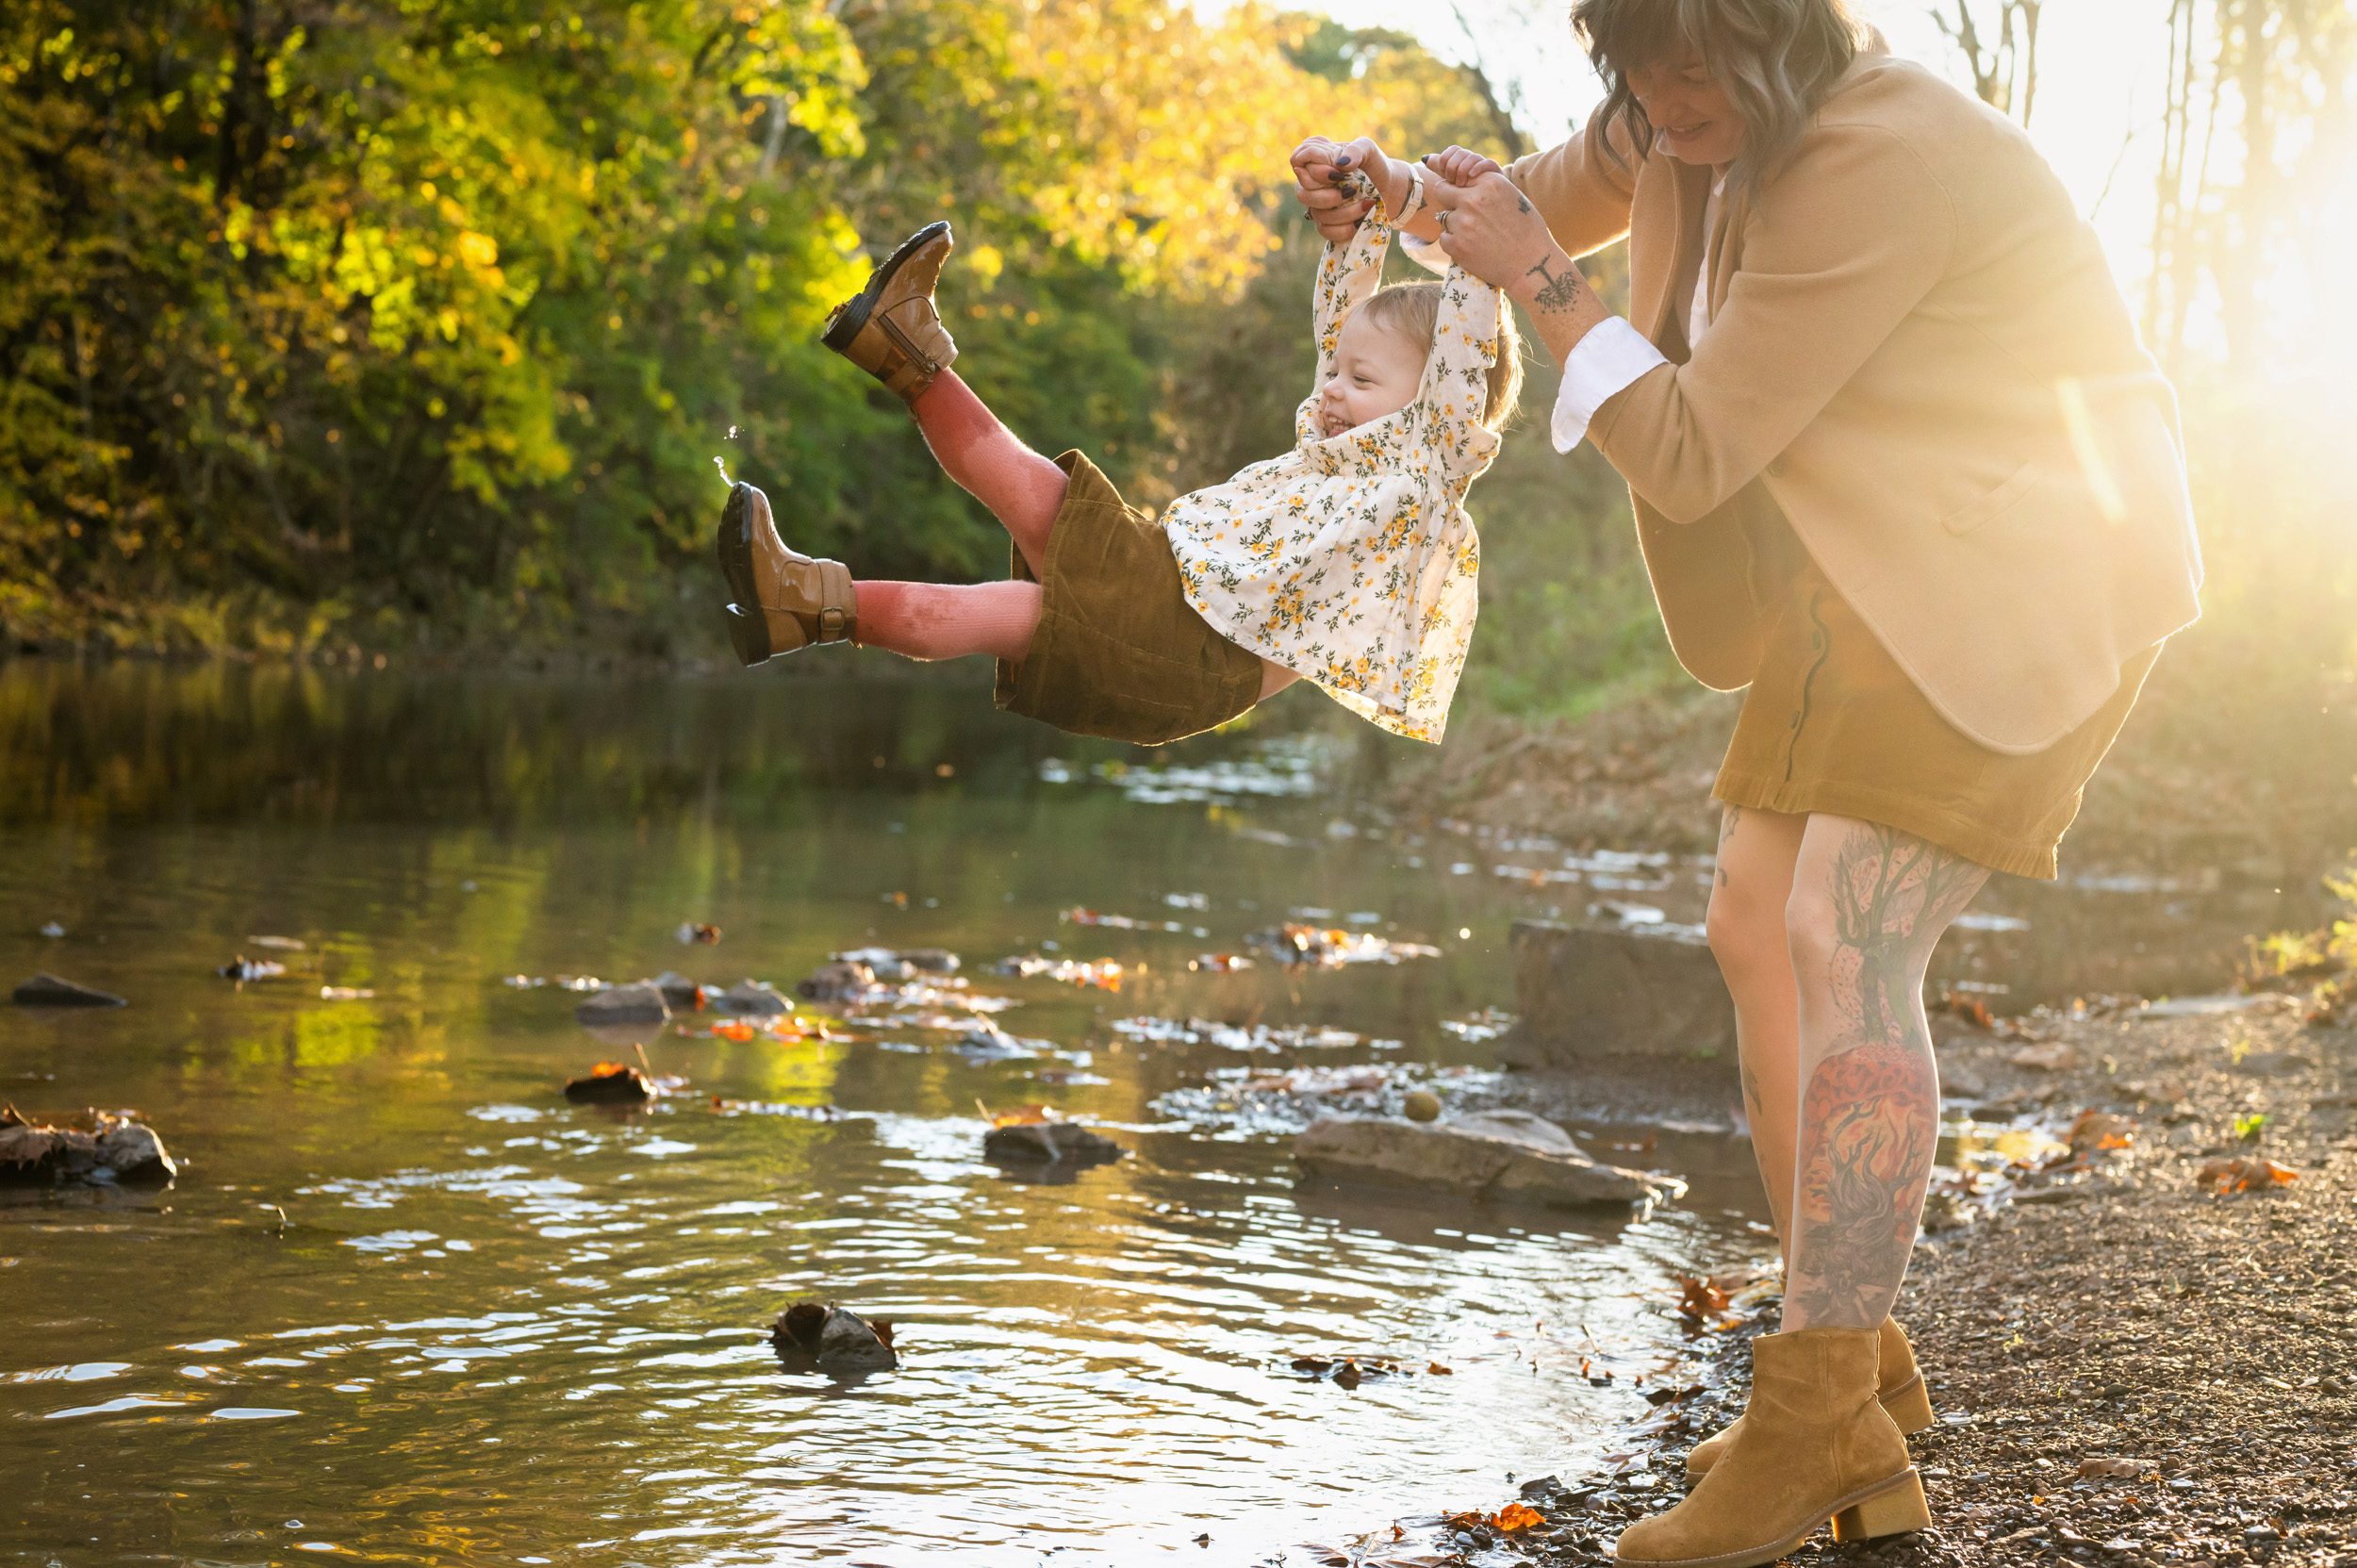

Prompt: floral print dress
[{"left": 1162, "top": 168, "right": 1503, "bottom": 743}]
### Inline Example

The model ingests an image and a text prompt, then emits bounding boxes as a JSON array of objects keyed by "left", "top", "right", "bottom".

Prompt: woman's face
[{"left": 1627, "top": 50, "right": 1748, "bottom": 167}]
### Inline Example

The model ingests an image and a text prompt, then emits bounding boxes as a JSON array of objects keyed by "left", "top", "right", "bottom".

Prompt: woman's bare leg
[
  {"left": 908, "top": 372, "right": 1066, "bottom": 578},
  {"left": 1780, "top": 814, "right": 1988, "bottom": 1330},
  {"left": 1705, "top": 804, "right": 1811, "bottom": 1252},
  {"left": 853, "top": 580, "right": 1040, "bottom": 664}
]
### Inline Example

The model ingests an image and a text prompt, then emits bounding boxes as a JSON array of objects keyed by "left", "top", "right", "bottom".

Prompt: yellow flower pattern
[{"left": 1162, "top": 171, "right": 1502, "bottom": 743}]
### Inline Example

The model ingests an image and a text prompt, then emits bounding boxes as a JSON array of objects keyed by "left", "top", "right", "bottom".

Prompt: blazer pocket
[{"left": 1938, "top": 461, "right": 2042, "bottom": 536}]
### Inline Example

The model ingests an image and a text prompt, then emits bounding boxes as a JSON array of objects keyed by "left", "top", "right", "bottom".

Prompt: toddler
[{"left": 718, "top": 160, "right": 1519, "bottom": 744}]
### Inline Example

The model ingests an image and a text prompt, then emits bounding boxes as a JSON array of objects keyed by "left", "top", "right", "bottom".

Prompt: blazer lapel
[{"left": 1640, "top": 158, "right": 1714, "bottom": 349}]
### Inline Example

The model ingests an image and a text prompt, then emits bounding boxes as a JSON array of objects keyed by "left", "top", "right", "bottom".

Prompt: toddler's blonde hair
[{"left": 1354, "top": 283, "right": 1525, "bottom": 430}]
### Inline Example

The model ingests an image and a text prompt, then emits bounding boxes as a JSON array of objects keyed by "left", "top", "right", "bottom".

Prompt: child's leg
[
  {"left": 854, "top": 580, "right": 1041, "bottom": 664},
  {"left": 908, "top": 373, "right": 1065, "bottom": 578}
]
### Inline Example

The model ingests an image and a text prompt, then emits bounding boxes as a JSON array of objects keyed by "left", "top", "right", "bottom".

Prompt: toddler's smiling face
[{"left": 1318, "top": 312, "right": 1426, "bottom": 437}]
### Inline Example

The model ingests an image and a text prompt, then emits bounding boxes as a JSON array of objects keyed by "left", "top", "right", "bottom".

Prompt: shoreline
[{"left": 1402, "top": 977, "right": 2355, "bottom": 1565}]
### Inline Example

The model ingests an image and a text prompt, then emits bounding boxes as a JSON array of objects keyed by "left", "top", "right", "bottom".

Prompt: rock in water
[
  {"left": 12, "top": 973, "right": 128, "bottom": 1009},
  {"left": 563, "top": 1065, "right": 658, "bottom": 1104},
  {"left": 713, "top": 979, "right": 789, "bottom": 1017},
  {"left": 797, "top": 960, "right": 877, "bottom": 1002},
  {"left": 1294, "top": 1111, "right": 1682, "bottom": 1209},
  {"left": 982, "top": 1120, "right": 1124, "bottom": 1166},
  {"left": 574, "top": 982, "right": 669, "bottom": 1027},
  {"left": 0, "top": 1105, "right": 177, "bottom": 1185},
  {"left": 647, "top": 971, "right": 708, "bottom": 1011},
  {"left": 769, "top": 1301, "right": 898, "bottom": 1373},
  {"left": 1502, "top": 919, "right": 1736, "bottom": 1070},
  {"left": 1402, "top": 1089, "right": 1442, "bottom": 1122}
]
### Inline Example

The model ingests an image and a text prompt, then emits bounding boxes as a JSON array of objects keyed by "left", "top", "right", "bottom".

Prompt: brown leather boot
[
  {"left": 715, "top": 482, "right": 855, "bottom": 667},
  {"left": 821, "top": 221, "right": 958, "bottom": 403},
  {"left": 1685, "top": 1315, "right": 1933, "bottom": 1478},
  {"left": 1617, "top": 1328, "right": 1928, "bottom": 1567}
]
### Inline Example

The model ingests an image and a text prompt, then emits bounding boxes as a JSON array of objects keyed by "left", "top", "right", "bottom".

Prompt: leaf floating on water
[
  {"left": 1443, "top": 1502, "right": 1545, "bottom": 1534},
  {"left": 1675, "top": 1274, "right": 1730, "bottom": 1325}
]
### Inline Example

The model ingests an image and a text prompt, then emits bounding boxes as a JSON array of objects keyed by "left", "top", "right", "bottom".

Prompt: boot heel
[
  {"left": 1832, "top": 1472, "right": 1930, "bottom": 1543},
  {"left": 724, "top": 603, "right": 772, "bottom": 667},
  {"left": 1881, "top": 1373, "right": 1936, "bottom": 1435}
]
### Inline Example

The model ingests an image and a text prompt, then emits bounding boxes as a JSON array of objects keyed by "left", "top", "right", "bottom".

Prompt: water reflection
[{"left": 0, "top": 657, "right": 2293, "bottom": 1564}]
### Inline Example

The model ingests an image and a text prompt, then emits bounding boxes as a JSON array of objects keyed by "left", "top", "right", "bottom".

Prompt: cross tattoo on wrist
[{"left": 1525, "top": 256, "right": 1584, "bottom": 313}]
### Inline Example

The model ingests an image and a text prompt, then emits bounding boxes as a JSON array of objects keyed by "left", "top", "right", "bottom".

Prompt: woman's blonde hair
[
  {"left": 1571, "top": 0, "right": 1871, "bottom": 198},
  {"left": 1354, "top": 283, "right": 1525, "bottom": 429}
]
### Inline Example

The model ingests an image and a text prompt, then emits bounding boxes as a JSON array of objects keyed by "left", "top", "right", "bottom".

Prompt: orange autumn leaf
[
  {"left": 709, "top": 1020, "right": 757, "bottom": 1042},
  {"left": 590, "top": 1061, "right": 633, "bottom": 1077},
  {"left": 981, "top": 1102, "right": 1055, "bottom": 1129},
  {"left": 2197, "top": 1155, "right": 2301, "bottom": 1193},
  {"left": 1443, "top": 1503, "right": 1545, "bottom": 1534},
  {"left": 1676, "top": 1274, "right": 1730, "bottom": 1323}
]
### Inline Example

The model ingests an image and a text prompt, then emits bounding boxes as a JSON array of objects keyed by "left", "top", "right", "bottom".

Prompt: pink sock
[{"left": 854, "top": 580, "right": 1042, "bottom": 664}]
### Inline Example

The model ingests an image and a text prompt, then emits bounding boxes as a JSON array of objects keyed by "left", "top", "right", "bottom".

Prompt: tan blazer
[{"left": 1506, "top": 50, "right": 2202, "bottom": 753}]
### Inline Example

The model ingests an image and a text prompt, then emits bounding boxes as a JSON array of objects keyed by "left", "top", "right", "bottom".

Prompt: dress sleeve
[
  {"left": 1418, "top": 261, "right": 1505, "bottom": 479},
  {"left": 1310, "top": 165, "right": 1423, "bottom": 393}
]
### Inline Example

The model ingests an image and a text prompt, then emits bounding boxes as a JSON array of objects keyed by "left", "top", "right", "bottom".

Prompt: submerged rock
[
  {"left": 839, "top": 947, "right": 959, "bottom": 979},
  {"left": 797, "top": 960, "right": 876, "bottom": 1003},
  {"left": 713, "top": 979, "right": 789, "bottom": 1017},
  {"left": 1294, "top": 1110, "right": 1681, "bottom": 1209},
  {"left": 1502, "top": 918, "right": 1736, "bottom": 1070},
  {"left": 769, "top": 1301, "right": 898, "bottom": 1373},
  {"left": 217, "top": 957, "right": 287, "bottom": 982},
  {"left": 0, "top": 1105, "right": 176, "bottom": 1185},
  {"left": 563, "top": 1065, "right": 659, "bottom": 1104},
  {"left": 574, "top": 982, "right": 669, "bottom": 1027},
  {"left": 982, "top": 1119, "right": 1124, "bottom": 1166},
  {"left": 647, "top": 971, "right": 708, "bottom": 1011},
  {"left": 12, "top": 972, "right": 127, "bottom": 1009}
]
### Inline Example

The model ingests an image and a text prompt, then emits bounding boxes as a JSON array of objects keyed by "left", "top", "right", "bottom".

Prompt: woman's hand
[
  {"left": 1424, "top": 172, "right": 1614, "bottom": 360},
  {"left": 1291, "top": 135, "right": 1387, "bottom": 244},
  {"left": 1420, "top": 172, "right": 1565, "bottom": 301}
]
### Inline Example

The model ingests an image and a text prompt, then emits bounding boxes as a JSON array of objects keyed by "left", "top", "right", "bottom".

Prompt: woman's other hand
[
  {"left": 1421, "top": 145, "right": 1506, "bottom": 187},
  {"left": 1292, "top": 135, "right": 1387, "bottom": 244},
  {"left": 1420, "top": 171, "right": 1559, "bottom": 294}
]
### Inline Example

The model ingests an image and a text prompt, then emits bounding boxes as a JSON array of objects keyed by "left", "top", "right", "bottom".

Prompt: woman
[{"left": 1296, "top": 3, "right": 2200, "bottom": 1566}]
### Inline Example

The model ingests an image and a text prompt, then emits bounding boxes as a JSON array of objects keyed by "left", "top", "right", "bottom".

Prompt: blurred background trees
[{"left": 0, "top": 0, "right": 2349, "bottom": 768}]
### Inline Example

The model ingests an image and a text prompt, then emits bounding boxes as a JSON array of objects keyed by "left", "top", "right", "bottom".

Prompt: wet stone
[
  {"left": 563, "top": 1065, "right": 658, "bottom": 1104},
  {"left": 712, "top": 979, "right": 789, "bottom": 1016},
  {"left": 769, "top": 1301, "right": 898, "bottom": 1373},
  {"left": 982, "top": 1119, "right": 1124, "bottom": 1166},
  {"left": 573, "top": 982, "right": 669, "bottom": 1027},
  {"left": 12, "top": 972, "right": 128, "bottom": 1009},
  {"left": 1501, "top": 919, "right": 1736, "bottom": 1070},
  {"left": 1294, "top": 1110, "right": 1682, "bottom": 1209},
  {"left": 0, "top": 1106, "right": 177, "bottom": 1186},
  {"left": 797, "top": 960, "right": 875, "bottom": 1002}
]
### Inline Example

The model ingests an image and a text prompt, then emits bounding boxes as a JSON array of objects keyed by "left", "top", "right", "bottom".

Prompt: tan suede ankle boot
[
  {"left": 714, "top": 482, "right": 856, "bottom": 667},
  {"left": 820, "top": 221, "right": 958, "bottom": 403},
  {"left": 1685, "top": 1314, "right": 1933, "bottom": 1478},
  {"left": 1615, "top": 1327, "right": 1929, "bottom": 1568}
]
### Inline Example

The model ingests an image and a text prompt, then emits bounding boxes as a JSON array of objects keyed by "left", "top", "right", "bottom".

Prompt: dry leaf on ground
[{"left": 2196, "top": 1155, "right": 2300, "bottom": 1193}]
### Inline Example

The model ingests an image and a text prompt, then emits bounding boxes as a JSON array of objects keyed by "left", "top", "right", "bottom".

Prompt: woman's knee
[
  {"left": 1783, "top": 883, "right": 1843, "bottom": 977},
  {"left": 1706, "top": 882, "right": 1786, "bottom": 979}
]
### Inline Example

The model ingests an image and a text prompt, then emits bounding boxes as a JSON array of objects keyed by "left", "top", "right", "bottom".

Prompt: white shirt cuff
[
  {"left": 1550, "top": 316, "right": 1669, "bottom": 452},
  {"left": 1398, "top": 230, "right": 1452, "bottom": 276}
]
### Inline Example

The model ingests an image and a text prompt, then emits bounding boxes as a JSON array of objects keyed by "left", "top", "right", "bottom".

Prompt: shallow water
[
  {"left": 0, "top": 661, "right": 1775, "bottom": 1566},
  {"left": 0, "top": 659, "right": 2305, "bottom": 1564}
]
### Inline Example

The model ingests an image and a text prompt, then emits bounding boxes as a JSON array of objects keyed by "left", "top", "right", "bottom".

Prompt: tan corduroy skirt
[
  {"left": 994, "top": 451, "right": 1263, "bottom": 747},
  {"left": 1713, "top": 519, "right": 2159, "bottom": 881}
]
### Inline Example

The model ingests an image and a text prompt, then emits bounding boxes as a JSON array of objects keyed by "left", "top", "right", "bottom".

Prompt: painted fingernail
[{"left": 1334, "top": 154, "right": 1351, "bottom": 166}]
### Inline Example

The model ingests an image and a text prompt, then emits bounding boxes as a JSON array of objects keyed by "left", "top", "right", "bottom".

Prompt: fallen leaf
[
  {"left": 1426, "top": 1362, "right": 1453, "bottom": 1376},
  {"left": 2196, "top": 1155, "right": 2301, "bottom": 1193},
  {"left": 1938, "top": 989, "right": 1997, "bottom": 1030},
  {"left": 1675, "top": 1275, "right": 1730, "bottom": 1324},
  {"left": 2066, "top": 1110, "right": 2136, "bottom": 1152}
]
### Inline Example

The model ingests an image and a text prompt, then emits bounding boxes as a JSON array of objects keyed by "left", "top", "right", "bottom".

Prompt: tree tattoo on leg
[{"left": 1786, "top": 824, "right": 1986, "bottom": 1329}]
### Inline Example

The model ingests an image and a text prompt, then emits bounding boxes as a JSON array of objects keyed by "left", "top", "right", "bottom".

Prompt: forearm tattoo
[
  {"left": 1786, "top": 825, "right": 1986, "bottom": 1328},
  {"left": 1525, "top": 256, "right": 1585, "bottom": 314}
]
